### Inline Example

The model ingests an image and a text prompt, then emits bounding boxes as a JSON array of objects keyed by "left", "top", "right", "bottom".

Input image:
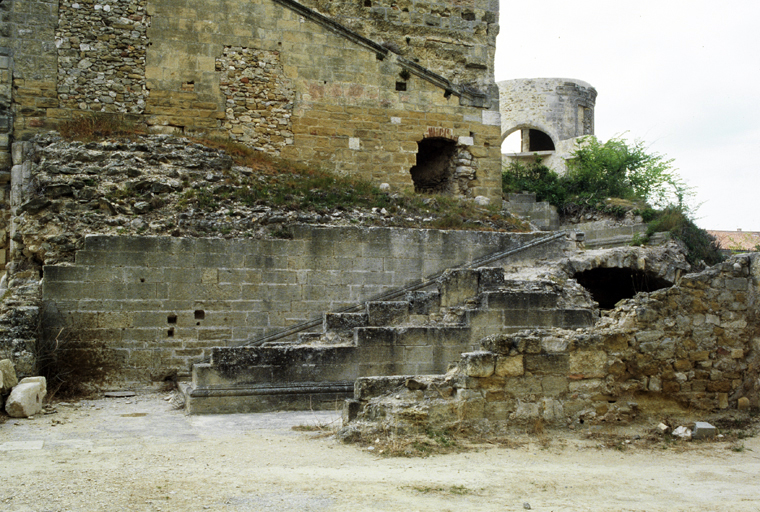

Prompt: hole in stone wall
[
  {"left": 528, "top": 129, "right": 555, "bottom": 151},
  {"left": 364, "top": 0, "right": 371, "bottom": 6},
  {"left": 140, "top": 278, "right": 145, "bottom": 283},
  {"left": 574, "top": 268, "right": 672, "bottom": 309},
  {"left": 462, "top": 11, "right": 475, "bottom": 20},
  {"left": 195, "top": 310, "right": 205, "bottom": 320},
  {"left": 167, "top": 328, "right": 174, "bottom": 337},
  {"left": 409, "top": 137, "right": 457, "bottom": 193},
  {"left": 395, "top": 81, "right": 407, "bottom": 91},
  {"left": 167, "top": 314, "right": 177, "bottom": 324}
]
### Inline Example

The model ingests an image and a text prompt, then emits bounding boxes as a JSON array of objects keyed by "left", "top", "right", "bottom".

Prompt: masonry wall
[
  {"left": 3, "top": 0, "right": 503, "bottom": 201},
  {"left": 347, "top": 254, "right": 760, "bottom": 431},
  {"left": 498, "top": 78, "right": 597, "bottom": 144},
  {"left": 41, "top": 227, "right": 544, "bottom": 384}
]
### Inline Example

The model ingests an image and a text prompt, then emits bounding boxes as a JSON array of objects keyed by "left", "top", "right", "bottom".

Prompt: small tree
[{"left": 566, "top": 136, "right": 689, "bottom": 209}]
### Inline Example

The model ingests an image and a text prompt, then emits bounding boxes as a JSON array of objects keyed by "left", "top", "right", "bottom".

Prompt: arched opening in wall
[
  {"left": 410, "top": 137, "right": 457, "bottom": 193},
  {"left": 574, "top": 268, "right": 673, "bottom": 310},
  {"left": 528, "top": 129, "right": 554, "bottom": 151},
  {"left": 501, "top": 131, "right": 521, "bottom": 153},
  {"left": 501, "top": 128, "right": 555, "bottom": 153}
]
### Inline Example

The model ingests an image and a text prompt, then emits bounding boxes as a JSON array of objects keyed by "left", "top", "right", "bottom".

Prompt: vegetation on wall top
[{"left": 502, "top": 136, "right": 723, "bottom": 266}]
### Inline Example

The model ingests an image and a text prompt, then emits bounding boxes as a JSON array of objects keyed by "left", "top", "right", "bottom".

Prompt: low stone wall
[
  {"left": 40, "top": 227, "right": 551, "bottom": 385},
  {"left": 343, "top": 253, "right": 760, "bottom": 432}
]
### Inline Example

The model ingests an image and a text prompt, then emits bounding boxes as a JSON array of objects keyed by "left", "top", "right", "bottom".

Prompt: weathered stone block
[
  {"left": 541, "top": 376, "right": 568, "bottom": 396},
  {"left": 640, "top": 337, "right": 675, "bottom": 359},
  {"left": 461, "top": 351, "right": 495, "bottom": 377},
  {"left": 524, "top": 353, "right": 569, "bottom": 374},
  {"left": 5, "top": 376, "right": 47, "bottom": 418},
  {"left": 494, "top": 354, "right": 523, "bottom": 377},
  {"left": 0, "top": 359, "right": 18, "bottom": 393},
  {"left": 567, "top": 350, "right": 607, "bottom": 379},
  {"left": 439, "top": 269, "right": 478, "bottom": 307},
  {"left": 692, "top": 421, "right": 716, "bottom": 439},
  {"left": 504, "top": 375, "right": 543, "bottom": 395},
  {"left": 366, "top": 301, "right": 409, "bottom": 326}
]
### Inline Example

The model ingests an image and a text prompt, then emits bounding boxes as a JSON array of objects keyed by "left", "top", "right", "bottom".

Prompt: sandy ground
[{"left": 1, "top": 392, "right": 759, "bottom": 512}]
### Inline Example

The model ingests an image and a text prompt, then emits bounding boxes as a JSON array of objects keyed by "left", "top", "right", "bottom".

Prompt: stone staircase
[
  {"left": 502, "top": 193, "right": 560, "bottom": 231},
  {"left": 185, "top": 266, "right": 598, "bottom": 414}
]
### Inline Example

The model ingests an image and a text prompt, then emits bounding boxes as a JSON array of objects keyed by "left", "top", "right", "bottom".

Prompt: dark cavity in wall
[
  {"left": 574, "top": 268, "right": 672, "bottom": 309},
  {"left": 409, "top": 137, "right": 456, "bottom": 193},
  {"left": 528, "top": 129, "right": 555, "bottom": 151}
]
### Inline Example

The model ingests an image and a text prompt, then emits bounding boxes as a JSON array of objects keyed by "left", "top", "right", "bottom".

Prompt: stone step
[
  {"left": 354, "top": 325, "right": 471, "bottom": 347},
  {"left": 366, "top": 301, "right": 410, "bottom": 326},
  {"left": 406, "top": 290, "right": 440, "bottom": 315},
  {"left": 324, "top": 312, "right": 368, "bottom": 331},
  {"left": 296, "top": 332, "right": 324, "bottom": 344}
]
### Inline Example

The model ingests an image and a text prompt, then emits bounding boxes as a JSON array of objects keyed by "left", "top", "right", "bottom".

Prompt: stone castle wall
[
  {"left": 1, "top": 0, "right": 503, "bottom": 202},
  {"left": 40, "top": 228, "right": 544, "bottom": 385}
]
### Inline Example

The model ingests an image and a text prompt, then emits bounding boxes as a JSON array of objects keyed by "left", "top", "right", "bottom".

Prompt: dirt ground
[{"left": 1, "top": 392, "right": 759, "bottom": 512}]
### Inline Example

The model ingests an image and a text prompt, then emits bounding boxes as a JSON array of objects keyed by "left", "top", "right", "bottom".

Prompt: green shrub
[
  {"left": 566, "top": 136, "right": 685, "bottom": 209},
  {"left": 502, "top": 136, "right": 722, "bottom": 266},
  {"left": 502, "top": 159, "right": 567, "bottom": 206},
  {"left": 646, "top": 207, "right": 723, "bottom": 266}
]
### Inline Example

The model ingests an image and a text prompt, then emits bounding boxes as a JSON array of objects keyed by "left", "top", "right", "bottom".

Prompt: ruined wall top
[{"left": 299, "top": 0, "right": 500, "bottom": 89}]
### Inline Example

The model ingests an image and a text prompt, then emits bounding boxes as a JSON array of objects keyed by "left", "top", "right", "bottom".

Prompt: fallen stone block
[
  {"left": 692, "top": 421, "right": 716, "bottom": 440},
  {"left": 5, "top": 376, "right": 47, "bottom": 418},
  {"left": 0, "top": 359, "right": 18, "bottom": 393},
  {"left": 737, "top": 397, "right": 750, "bottom": 409}
]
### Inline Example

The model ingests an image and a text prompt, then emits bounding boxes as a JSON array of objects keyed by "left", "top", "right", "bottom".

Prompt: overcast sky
[{"left": 494, "top": 1, "right": 760, "bottom": 231}]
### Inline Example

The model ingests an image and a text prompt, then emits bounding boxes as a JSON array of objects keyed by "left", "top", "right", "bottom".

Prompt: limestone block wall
[
  {"left": 3, "top": 0, "right": 503, "bottom": 201},
  {"left": 40, "top": 227, "right": 544, "bottom": 384},
  {"left": 299, "top": 0, "right": 500, "bottom": 88},
  {"left": 4, "top": 0, "right": 59, "bottom": 142},
  {"left": 143, "top": 0, "right": 501, "bottom": 199},
  {"left": 346, "top": 254, "right": 760, "bottom": 430}
]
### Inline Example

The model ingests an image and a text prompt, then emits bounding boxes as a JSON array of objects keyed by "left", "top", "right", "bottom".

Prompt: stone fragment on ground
[
  {"left": 672, "top": 426, "right": 692, "bottom": 440},
  {"left": 5, "top": 376, "right": 47, "bottom": 418},
  {"left": 692, "top": 422, "right": 716, "bottom": 440}
]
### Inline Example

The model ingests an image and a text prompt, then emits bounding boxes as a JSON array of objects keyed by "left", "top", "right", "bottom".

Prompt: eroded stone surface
[
  {"left": 341, "top": 253, "right": 760, "bottom": 436},
  {"left": 5, "top": 376, "right": 47, "bottom": 418}
]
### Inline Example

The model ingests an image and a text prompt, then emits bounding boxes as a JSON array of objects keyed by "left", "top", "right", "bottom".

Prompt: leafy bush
[
  {"left": 502, "top": 159, "right": 567, "bottom": 206},
  {"left": 502, "top": 136, "right": 723, "bottom": 265}
]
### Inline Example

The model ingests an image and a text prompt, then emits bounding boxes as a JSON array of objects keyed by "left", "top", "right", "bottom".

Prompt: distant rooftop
[{"left": 708, "top": 230, "right": 760, "bottom": 252}]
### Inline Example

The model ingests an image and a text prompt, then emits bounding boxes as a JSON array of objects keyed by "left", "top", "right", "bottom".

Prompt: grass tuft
[{"left": 59, "top": 112, "right": 144, "bottom": 141}]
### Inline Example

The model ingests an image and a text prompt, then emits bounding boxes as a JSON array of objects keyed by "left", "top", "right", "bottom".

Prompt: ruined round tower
[{"left": 498, "top": 78, "right": 597, "bottom": 174}]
